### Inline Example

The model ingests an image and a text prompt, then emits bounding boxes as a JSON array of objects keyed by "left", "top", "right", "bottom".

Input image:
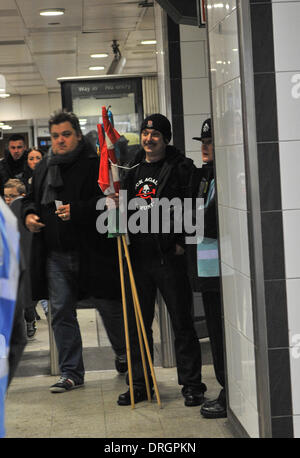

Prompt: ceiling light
[
  {"left": 0, "top": 93, "right": 10, "bottom": 98},
  {"left": 2, "top": 125, "right": 12, "bottom": 130},
  {"left": 89, "top": 66, "right": 104, "bottom": 71},
  {"left": 40, "top": 8, "right": 65, "bottom": 17},
  {"left": 90, "top": 53, "right": 108, "bottom": 58},
  {"left": 141, "top": 40, "right": 157, "bottom": 45}
]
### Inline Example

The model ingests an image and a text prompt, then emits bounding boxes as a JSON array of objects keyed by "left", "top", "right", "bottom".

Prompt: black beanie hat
[{"left": 140, "top": 113, "right": 172, "bottom": 144}]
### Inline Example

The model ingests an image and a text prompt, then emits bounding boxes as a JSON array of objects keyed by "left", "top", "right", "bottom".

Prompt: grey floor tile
[{"left": 4, "top": 306, "right": 235, "bottom": 439}]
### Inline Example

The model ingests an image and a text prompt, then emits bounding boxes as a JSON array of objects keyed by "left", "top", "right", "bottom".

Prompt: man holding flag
[
  {"left": 22, "top": 109, "right": 126, "bottom": 393},
  {"left": 106, "top": 113, "right": 207, "bottom": 407}
]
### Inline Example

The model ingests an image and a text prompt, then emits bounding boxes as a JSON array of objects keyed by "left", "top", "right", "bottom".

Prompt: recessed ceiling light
[
  {"left": 89, "top": 66, "right": 105, "bottom": 71},
  {"left": 40, "top": 8, "right": 65, "bottom": 17},
  {"left": 90, "top": 53, "right": 108, "bottom": 58},
  {"left": 0, "top": 93, "right": 10, "bottom": 98},
  {"left": 141, "top": 40, "right": 157, "bottom": 45}
]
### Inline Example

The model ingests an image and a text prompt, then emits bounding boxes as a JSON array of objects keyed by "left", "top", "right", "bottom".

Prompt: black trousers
[
  {"left": 125, "top": 251, "right": 206, "bottom": 393},
  {"left": 94, "top": 299, "right": 126, "bottom": 358},
  {"left": 201, "top": 290, "right": 226, "bottom": 403}
]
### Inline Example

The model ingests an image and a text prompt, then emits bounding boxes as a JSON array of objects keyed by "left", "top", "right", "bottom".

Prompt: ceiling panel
[
  {"left": 35, "top": 54, "right": 77, "bottom": 86},
  {"left": 84, "top": 4, "right": 140, "bottom": 18},
  {"left": 17, "top": 86, "right": 48, "bottom": 95},
  {"left": 0, "top": 43, "right": 33, "bottom": 65},
  {"left": 0, "top": 16, "right": 25, "bottom": 39},
  {"left": 6, "top": 73, "right": 42, "bottom": 81},
  {"left": 0, "top": 64, "right": 37, "bottom": 73},
  {"left": 27, "top": 33, "right": 77, "bottom": 54},
  {"left": 16, "top": 0, "right": 83, "bottom": 28},
  {"left": 0, "top": 1, "right": 156, "bottom": 99},
  {"left": 0, "top": 0, "right": 18, "bottom": 9},
  {"left": 84, "top": 0, "right": 142, "bottom": 5},
  {"left": 83, "top": 17, "right": 139, "bottom": 32}
]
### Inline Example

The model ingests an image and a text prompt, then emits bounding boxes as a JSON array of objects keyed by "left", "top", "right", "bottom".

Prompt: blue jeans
[{"left": 47, "top": 251, "right": 84, "bottom": 383}]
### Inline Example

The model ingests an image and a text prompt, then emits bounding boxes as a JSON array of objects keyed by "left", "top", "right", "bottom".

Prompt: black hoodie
[
  {"left": 122, "top": 145, "right": 196, "bottom": 258},
  {"left": 0, "top": 149, "right": 28, "bottom": 194}
]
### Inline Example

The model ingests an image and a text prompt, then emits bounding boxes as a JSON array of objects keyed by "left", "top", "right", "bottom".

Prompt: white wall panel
[
  {"left": 181, "top": 41, "right": 207, "bottom": 79},
  {"left": 282, "top": 210, "right": 300, "bottom": 278},
  {"left": 182, "top": 78, "right": 210, "bottom": 115},
  {"left": 279, "top": 141, "right": 300, "bottom": 210},
  {"left": 273, "top": 2, "right": 300, "bottom": 72}
]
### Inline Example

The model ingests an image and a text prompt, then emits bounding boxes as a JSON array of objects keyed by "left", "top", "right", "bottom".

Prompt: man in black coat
[
  {"left": 22, "top": 110, "right": 125, "bottom": 393},
  {"left": 192, "top": 118, "right": 227, "bottom": 419},
  {"left": 108, "top": 114, "right": 207, "bottom": 407},
  {"left": 0, "top": 134, "right": 27, "bottom": 195}
]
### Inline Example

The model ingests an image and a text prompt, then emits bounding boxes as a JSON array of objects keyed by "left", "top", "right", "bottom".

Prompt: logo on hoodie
[{"left": 135, "top": 177, "right": 158, "bottom": 210}]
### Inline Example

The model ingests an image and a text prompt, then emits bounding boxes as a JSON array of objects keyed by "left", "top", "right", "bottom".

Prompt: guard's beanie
[{"left": 140, "top": 113, "right": 172, "bottom": 144}]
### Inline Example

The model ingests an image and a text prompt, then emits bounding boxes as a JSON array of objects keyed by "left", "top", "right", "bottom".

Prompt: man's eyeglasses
[{"left": 4, "top": 193, "right": 19, "bottom": 199}]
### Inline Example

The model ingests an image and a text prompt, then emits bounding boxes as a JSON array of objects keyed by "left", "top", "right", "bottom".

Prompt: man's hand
[
  {"left": 55, "top": 204, "right": 71, "bottom": 221},
  {"left": 25, "top": 214, "right": 46, "bottom": 233},
  {"left": 175, "top": 244, "right": 185, "bottom": 255},
  {"left": 106, "top": 193, "right": 119, "bottom": 209}
]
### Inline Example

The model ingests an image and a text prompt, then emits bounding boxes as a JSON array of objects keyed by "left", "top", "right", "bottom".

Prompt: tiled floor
[{"left": 4, "top": 305, "right": 235, "bottom": 439}]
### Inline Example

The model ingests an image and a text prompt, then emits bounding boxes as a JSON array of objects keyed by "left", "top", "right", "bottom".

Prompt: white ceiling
[{"left": 0, "top": 0, "right": 157, "bottom": 96}]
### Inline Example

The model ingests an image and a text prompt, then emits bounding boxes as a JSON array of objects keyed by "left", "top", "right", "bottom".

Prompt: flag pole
[
  {"left": 117, "top": 236, "right": 135, "bottom": 409},
  {"left": 118, "top": 231, "right": 152, "bottom": 405},
  {"left": 121, "top": 234, "right": 162, "bottom": 409},
  {"left": 130, "top": 283, "right": 152, "bottom": 403}
]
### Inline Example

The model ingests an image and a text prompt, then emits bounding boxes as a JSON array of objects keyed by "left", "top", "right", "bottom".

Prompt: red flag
[{"left": 97, "top": 106, "right": 121, "bottom": 195}]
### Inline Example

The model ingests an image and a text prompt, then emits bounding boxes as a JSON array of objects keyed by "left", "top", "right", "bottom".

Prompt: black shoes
[
  {"left": 115, "top": 355, "right": 128, "bottom": 374},
  {"left": 182, "top": 386, "right": 205, "bottom": 407},
  {"left": 26, "top": 320, "right": 37, "bottom": 340},
  {"left": 200, "top": 398, "right": 227, "bottom": 419},
  {"left": 117, "top": 388, "right": 153, "bottom": 406}
]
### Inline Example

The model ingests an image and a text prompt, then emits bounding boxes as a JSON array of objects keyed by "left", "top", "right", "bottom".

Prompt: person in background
[
  {"left": 192, "top": 118, "right": 227, "bottom": 419},
  {"left": 23, "top": 147, "right": 49, "bottom": 319},
  {"left": 4, "top": 179, "right": 38, "bottom": 339},
  {"left": 23, "top": 147, "right": 44, "bottom": 192},
  {"left": 0, "top": 134, "right": 27, "bottom": 195},
  {"left": 3, "top": 179, "right": 31, "bottom": 381}
]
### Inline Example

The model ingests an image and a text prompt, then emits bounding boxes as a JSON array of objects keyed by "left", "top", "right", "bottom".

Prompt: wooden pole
[
  {"left": 117, "top": 236, "right": 134, "bottom": 409},
  {"left": 121, "top": 234, "right": 162, "bottom": 408},
  {"left": 131, "top": 287, "right": 152, "bottom": 402}
]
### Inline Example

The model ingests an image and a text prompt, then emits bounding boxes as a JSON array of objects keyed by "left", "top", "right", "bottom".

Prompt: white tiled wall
[
  {"left": 207, "top": 1, "right": 259, "bottom": 437},
  {"left": 273, "top": 0, "right": 300, "bottom": 437},
  {"left": 179, "top": 24, "right": 210, "bottom": 168}
]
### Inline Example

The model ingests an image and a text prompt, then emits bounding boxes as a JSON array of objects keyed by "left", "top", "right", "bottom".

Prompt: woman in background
[
  {"left": 23, "top": 147, "right": 49, "bottom": 324},
  {"left": 23, "top": 148, "right": 44, "bottom": 192}
]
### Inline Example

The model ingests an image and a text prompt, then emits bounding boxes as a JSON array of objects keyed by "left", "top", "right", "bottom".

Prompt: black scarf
[{"left": 41, "top": 141, "right": 83, "bottom": 205}]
